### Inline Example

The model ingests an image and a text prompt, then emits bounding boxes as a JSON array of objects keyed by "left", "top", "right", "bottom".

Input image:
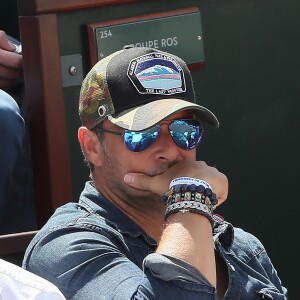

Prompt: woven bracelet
[{"left": 165, "top": 201, "right": 213, "bottom": 225}]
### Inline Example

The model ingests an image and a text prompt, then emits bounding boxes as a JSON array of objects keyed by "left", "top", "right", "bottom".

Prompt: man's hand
[
  {"left": 0, "top": 30, "right": 23, "bottom": 90},
  {"left": 125, "top": 160, "right": 228, "bottom": 286},
  {"left": 124, "top": 160, "right": 228, "bottom": 206}
]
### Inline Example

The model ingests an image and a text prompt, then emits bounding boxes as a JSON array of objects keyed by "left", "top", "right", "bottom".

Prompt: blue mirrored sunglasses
[{"left": 96, "top": 119, "right": 203, "bottom": 152}]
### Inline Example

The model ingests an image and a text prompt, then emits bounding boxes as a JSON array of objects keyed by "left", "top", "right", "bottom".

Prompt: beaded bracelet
[
  {"left": 162, "top": 184, "right": 218, "bottom": 224},
  {"left": 163, "top": 184, "right": 218, "bottom": 207}
]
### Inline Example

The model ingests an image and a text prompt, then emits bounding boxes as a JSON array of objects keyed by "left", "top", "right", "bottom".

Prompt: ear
[{"left": 78, "top": 126, "right": 102, "bottom": 167}]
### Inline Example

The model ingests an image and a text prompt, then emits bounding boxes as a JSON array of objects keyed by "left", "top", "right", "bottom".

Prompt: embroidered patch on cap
[{"left": 127, "top": 52, "right": 186, "bottom": 95}]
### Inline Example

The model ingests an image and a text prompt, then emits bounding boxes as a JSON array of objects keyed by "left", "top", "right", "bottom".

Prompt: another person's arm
[{"left": 0, "top": 30, "right": 23, "bottom": 90}]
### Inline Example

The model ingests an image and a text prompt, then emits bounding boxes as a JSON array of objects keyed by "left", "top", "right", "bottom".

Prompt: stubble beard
[{"left": 100, "top": 144, "right": 170, "bottom": 212}]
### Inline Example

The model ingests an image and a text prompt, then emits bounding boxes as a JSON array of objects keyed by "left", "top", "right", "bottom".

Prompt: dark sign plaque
[{"left": 87, "top": 8, "right": 205, "bottom": 68}]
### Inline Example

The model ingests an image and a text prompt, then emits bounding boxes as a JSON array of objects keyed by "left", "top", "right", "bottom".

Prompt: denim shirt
[{"left": 23, "top": 182, "right": 288, "bottom": 300}]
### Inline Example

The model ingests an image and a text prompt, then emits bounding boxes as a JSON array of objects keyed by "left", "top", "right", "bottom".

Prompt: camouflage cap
[{"left": 79, "top": 47, "right": 219, "bottom": 131}]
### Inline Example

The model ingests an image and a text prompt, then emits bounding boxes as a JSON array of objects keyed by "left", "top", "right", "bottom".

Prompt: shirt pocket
[{"left": 256, "top": 287, "right": 286, "bottom": 299}]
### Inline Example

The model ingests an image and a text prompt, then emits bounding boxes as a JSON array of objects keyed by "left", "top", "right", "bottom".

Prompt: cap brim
[{"left": 107, "top": 98, "right": 219, "bottom": 131}]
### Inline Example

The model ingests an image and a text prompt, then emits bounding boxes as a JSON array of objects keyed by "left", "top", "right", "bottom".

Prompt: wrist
[{"left": 162, "top": 183, "right": 218, "bottom": 225}]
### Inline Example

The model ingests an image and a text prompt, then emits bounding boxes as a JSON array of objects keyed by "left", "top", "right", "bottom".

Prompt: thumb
[{"left": 124, "top": 173, "right": 151, "bottom": 190}]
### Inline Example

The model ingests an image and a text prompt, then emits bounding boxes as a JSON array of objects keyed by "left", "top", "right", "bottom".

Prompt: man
[{"left": 23, "top": 47, "right": 287, "bottom": 299}]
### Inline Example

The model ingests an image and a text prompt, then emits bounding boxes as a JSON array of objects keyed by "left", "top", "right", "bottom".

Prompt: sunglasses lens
[
  {"left": 169, "top": 120, "right": 203, "bottom": 150},
  {"left": 124, "top": 126, "right": 160, "bottom": 152}
]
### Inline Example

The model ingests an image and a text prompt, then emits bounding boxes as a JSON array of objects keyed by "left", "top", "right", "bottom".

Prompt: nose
[{"left": 152, "top": 125, "right": 180, "bottom": 162}]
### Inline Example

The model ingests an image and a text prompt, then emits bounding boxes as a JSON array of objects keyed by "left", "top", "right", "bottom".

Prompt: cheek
[
  {"left": 124, "top": 152, "right": 147, "bottom": 170},
  {"left": 121, "top": 150, "right": 155, "bottom": 174},
  {"left": 108, "top": 145, "right": 140, "bottom": 172}
]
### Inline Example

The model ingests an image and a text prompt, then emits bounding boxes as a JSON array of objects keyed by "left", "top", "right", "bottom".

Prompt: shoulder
[
  {"left": 227, "top": 227, "right": 288, "bottom": 297},
  {"left": 233, "top": 227, "right": 264, "bottom": 248},
  {"left": 23, "top": 201, "right": 125, "bottom": 269},
  {"left": 24, "top": 201, "right": 123, "bottom": 254},
  {"left": 22, "top": 202, "right": 133, "bottom": 299},
  {"left": 231, "top": 227, "right": 267, "bottom": 263}
]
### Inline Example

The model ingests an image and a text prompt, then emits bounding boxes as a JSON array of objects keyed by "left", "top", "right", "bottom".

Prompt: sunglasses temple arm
[{"left": 100, "top": 128, "right": 124, "bottom": 136}]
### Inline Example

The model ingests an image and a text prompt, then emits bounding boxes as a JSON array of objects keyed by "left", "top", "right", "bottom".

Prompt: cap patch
[{"left": 127, "top": 52, "right": 186, "bottom": 96}]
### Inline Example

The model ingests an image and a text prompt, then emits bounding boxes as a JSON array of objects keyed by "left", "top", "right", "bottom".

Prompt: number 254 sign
[{"left": 87, "top": 8, "right": 205, "bottom": 69}]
